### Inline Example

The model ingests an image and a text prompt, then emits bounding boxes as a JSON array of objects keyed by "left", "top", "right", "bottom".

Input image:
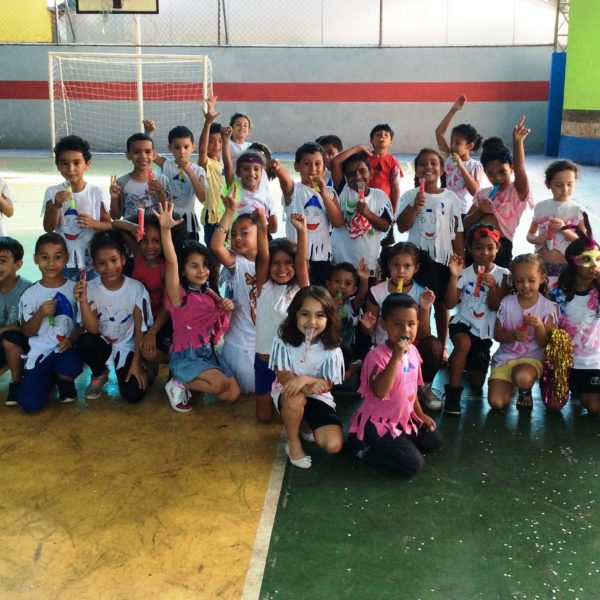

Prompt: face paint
[{"left": 574, "top": 248, "right": 600, "bottom": 268}]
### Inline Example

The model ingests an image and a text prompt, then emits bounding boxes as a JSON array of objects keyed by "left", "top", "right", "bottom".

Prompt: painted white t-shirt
[
  {"left": 118, "top": 173, "right": 170, "bottom": 221},
  {"left": 444, "top": 156, "right": 483, "bottom": 214},
  {"left": 19, "top": 279, "right": 79, "bottom": 369},
  {"left": 43, "top": 183, "right": 110, "bottom": 269},
  {"left": 531, "top": 199, "right": 583, "bottom": 255}
]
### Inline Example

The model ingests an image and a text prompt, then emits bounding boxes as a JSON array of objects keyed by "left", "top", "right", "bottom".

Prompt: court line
[{"left": 241, "top": 431, "right": 287, "bottom": 600}]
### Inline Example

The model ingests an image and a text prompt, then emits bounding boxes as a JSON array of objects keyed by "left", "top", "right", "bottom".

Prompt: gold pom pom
[{"left": 543, "top": 328, "right": 573, "bottom": 409}]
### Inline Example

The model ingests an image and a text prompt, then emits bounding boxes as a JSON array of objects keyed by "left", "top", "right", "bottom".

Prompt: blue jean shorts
[{"left": 169, "top": 344, "right": 232, "bottom": 384}]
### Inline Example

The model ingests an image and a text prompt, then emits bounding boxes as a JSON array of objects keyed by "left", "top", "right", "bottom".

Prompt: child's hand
[
  {"left": 513, "top": 116, "right": 531, "bottom": 143},
  {"left": 356, "top": 199, "right": 368, "bottom": 215},
  {"left": 148, "top": 177, "right": 164, "bottom": 196},
  {"left": 152, "top": 200, "right": 184, "bottom": 230},
  {"left": 359, "top": 311, "right": 377, "bottom": 333},
  {"left": 109, "top": 175, "right": 121, "bottom": 201},
  {"left": 333, "top": 293, "right": 344, "bottom": 310},
  {"left": 523, "top": 313, "right": 544, "bottom": 332},
  {"left": 307, "top": 378, "right": 331, "bottom": 396},
  {"left": 390, "top": 337, "right": 409, "bottom": 360},
  {"left": 56, "top": 337, "right": 73, "bottom": 353},
  {"left": 357, "top": 257, "right": 370, "bottom": 281},
  {"left": 221, "top": 184, "right": 238, "bottom": 213},
  {"left": 220, "top": 298, "right": 234, "bottom": 312},
  {"left": 253, "top": 206, "right": 269, "bottom": 229},
  {"left": 141, "top": 330, "right": 157, "bottom": 358},
  {"left": 448, "top": 254, "right": 464, "bottom": 277},
  {"left": 73, "top": 280, "right": 87, "bottom": 303},
  {"left": 267, "top": 159, "right": 283, "bottom": 176},
  {"left": 413, "top": 191, "right": 426, "bottom": 211},
  {"left": 40, "top": 299, "right": 57, "bottom": 318},
  {"left": 355, "top": 144, "right": 373, "bottom": 155},
  {"left": 452, "top": 95, "right": 467, "bottom": 111},
  {"left": 421, "top": 414, "right": 437, "bottom": 432},
  {"left": 478, "top": 198, "right": 494, "bottom": 214},
  {"left": 451, "top": 152, "right": 464, "bottom": 168},
  {"left": 311, "top": 175, "right": 327, "bottom": 194},
  {"left": 142, "top": 118, "right": 155, "bottom": 135},
  {"left": 203, "top": 95, "right": 219, "bottom": 120},
  {"left": 548, "top": 217, "right": 565, "bottom": 231},
  {"left": 77, "top": 213, "right": 94, "bottom": 229},
  {"left": 53, "top": 190, "right": 70, "bottom": 208},
  {"left": 514, "top": 327, "right": 528, "bottom": 342},
  {"left": 175, "top": 157, "right": 190, "bottom": 170},
  {"left": 419, "top": 287, "right": 436, "bottom": 310},
  {"left": 479, "top": 273, "right": 496, "bottom": 288},
  {"left": 290, "top": 212, "right": 307, "bottom": 232},
  {"left": 221, "top": 126, "right": 232, "bottom": 140},
  {"left": 281, "top": 375, "right": 311, "bottom": 398},
  {"left": 126, "top": 362, "right": 147, "bottom": 390}
]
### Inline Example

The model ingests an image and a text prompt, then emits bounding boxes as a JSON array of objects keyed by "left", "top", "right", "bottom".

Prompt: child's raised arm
[
  {"left": 210, "top": 185, "right": 238, "bottom": 270},
  {"left": 255, "top": 207, "right": 270, "bottom": 294},
  {"left": 221, "top": 126, "right": 234, "bottom": 187},
  {"left": 269, "top": 159, "right": 294, "bottom": 204},
  {"left": 153, "top": 201, "right": 184, "bottom": 306},
  {"left": 512, "top": 116, "right": 530, "bottom": 202},
  {"left": 444, "top": 254, "right": 463, "bottom": 309},
  {"left": 351, "top": 257, "right": 370, "bottom": 313},
  {"left": 316, "top": 176, "right": 344, "bottom": 228},
  {"left": 143, "top": 118, "right": 166, "bottom": 168},
  {"left": 0, "top": 184, "right": 15, "bottom": 218},
  {"left": 198, "top": 96, "right": 218, "bottom": 169},
  {"left": 435, "top": 95, "right": 466, "bottom": 156},
  {"left": 330, "top": 144, "right": 371, "bottom": 190},
  {"left": 290, "top": 213, "right": 310, "bottom": 288}
]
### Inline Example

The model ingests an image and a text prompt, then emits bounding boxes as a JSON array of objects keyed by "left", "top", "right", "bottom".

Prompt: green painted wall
[{"left": 564, "top": 0, "right": 600, "bottom": 110}]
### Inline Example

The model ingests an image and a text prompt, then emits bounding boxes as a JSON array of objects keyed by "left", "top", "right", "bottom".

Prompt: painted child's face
[
  {"left": 231, "top": 117, "right": 250, "bottom": 142},
  {"left": 183, "top": 252, "right": 209, "bottom": 287},
  {"left": 230, "top": 217, "right": 257, "bottom": 256},
  {"left": 34, "top": 243, "right": 68, "bottom": 278},
  {"left": 295, "top": 152, "right": 325, "bottom": 186},
  {"left": 388, "top": 252, "right": 418, "bottom": 288},
  {"left": 139, "top": 225, "right": 162, "bottom": 263},
  {"left": 127, "top": 140, "right": 155, "bottom": 172},
  {"left": 270, "top": 249, "right": 295, "bottom": 285},
  {"left": 344, "top": 160, "right": 372, "bottom": 192},
  {"left": 56, "top": 150, "right": 90, "bottom": 185},
  {"left": 93, "top": 247, "right": 126, "bottom": 288},
  {"left": 168, "top": 137, "right": 195, "bottom": 163},
  {"left": 512, "top": 262, "right": 544, "bottom": 300},
  {"left": 547, "top": 169, "right": 576, "bottom": 202},
  {"left": 326, "top": 270, "right": 358, "bottom": 301},
  {"left": 484, "top": 159, "right": 513, "bottom": 188},
  {"left": 469, "top": 237, "right": 499, "bottom": 268},
  {"left": 381, "top": 306, "right": 418, "bottom": 344},
  {"left": 415, "top": 152, "right": 442, "bottom": 182},
  {"left": 296, "top": 296, "right": 328, "bottom": 339}
]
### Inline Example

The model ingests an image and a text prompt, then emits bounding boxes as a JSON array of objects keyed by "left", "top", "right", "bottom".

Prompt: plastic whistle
[
  {"left": 473, "top": 265, "right": 485, "bottom": 298},
  {"left": 65, "top": 181, "right": 75, "bottom": 210},
  {"left": 79, "top": 266, "right": 87, "bottom": 284},
  {"left": 137, "top": 206, "right": 145, "bottom": 241},
  {"left": 396, "top": 279, "right": 403, "bottom": 293},
  {"left": 400, "top": 336, "right": 410, "bottom": 372},
  {"left": 357, "top": 181, "right": 366, "bottom": 201},
  {"left": 488, "top": 184, "right": 501, "bottom": 200},
  {"left": 178, "top": 167, "right": 185, "bottom": 181},
  {"left": 547, "top": 223, "right": 555, "bottom": 241},
  {"left": 518, "top": 310, "right": 530, "bottom": 332},
  {"left": 419, "top": 178, "right": 425, "bottom": 194},
  {"left": 300, "top": 326, "right": 315, "bottom": 363},
  {"left": 310, "top": 176, "right": 320, "bottom": 193},
  {"left": 147, "top": 168, "right": 154, "bottom": 182}
]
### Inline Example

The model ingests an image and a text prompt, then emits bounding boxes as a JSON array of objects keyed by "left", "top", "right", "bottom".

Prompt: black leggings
[
  {"left": 76, "top": 332, "right": 147, "bottom": 403},
  {"left": 362, "top": 420, "right": 442, "bottom": 477}
]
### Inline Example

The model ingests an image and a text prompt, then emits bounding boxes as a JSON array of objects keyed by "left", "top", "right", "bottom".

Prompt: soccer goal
[{"left": 48, "top": 52, "right": 213, "bottom": 152}]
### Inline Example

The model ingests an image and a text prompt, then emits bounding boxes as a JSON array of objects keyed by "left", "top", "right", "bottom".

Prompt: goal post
[{"left": 48, "top": 52, "right": 213, "bottom": 152}]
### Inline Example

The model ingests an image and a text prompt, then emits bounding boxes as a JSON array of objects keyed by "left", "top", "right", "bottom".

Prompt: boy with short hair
[
  {"left": 197, "top": 96, "right": 224, "bottom": 246},
  {"left": 0, "top": 177, "right": 16, "bottom": 235},
  {"left": 144, "top": 119, "right": 206, "bottom": 240},
  {"left": 0, "top": 237, "right": 32, "bottom": 405},
  {"left": 109, "top": 133, "right": 169, "bottom": 223},
  {"left": 43, "top": 135, "right": 112, "bottom": 281},
  {"left": 16, "top": 233, "right": 82, "bottom": 413},
  {"left": 315, "top": 134, "right": 343, "bottom": 189}
]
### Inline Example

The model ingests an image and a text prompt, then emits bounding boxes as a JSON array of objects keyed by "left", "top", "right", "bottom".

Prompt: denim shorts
[{"left": 169, "top": 344, "right": 232, "bottom": 384}]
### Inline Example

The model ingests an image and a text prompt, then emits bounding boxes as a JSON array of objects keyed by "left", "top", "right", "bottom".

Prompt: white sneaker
[
  {"left": 418, "top": 384, "right": 443, "bottom": 410},
  {"left": 165, "top": 378, "right": 192, "bottom": 412}
]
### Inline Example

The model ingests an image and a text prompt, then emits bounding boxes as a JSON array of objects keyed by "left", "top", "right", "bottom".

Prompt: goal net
[{"left": 49, "top": 52, "right": 213, "bottom": 152}]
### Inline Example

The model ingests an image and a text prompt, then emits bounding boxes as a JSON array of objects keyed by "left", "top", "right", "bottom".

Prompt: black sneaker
[
  {"left": 443, "top": 384, "right": 463, "bottom": 416},
  {"left": 57, "top": 380, "right": 77, "bottom": 403},
  {"left": 5, "top": 381, "right": 19, "bottom": 406}
]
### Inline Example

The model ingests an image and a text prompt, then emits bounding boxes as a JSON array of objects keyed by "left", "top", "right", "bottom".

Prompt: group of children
[{"left": 0, "top": 94, "right": 598, "bottom": 478}]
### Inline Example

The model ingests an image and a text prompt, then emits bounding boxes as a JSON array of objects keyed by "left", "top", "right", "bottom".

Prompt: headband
[
  {"left": 237, "top": 151, "right": 266, "bottom": 167},
  {"left": 472, "top": 226, "right": 500, "bottom": 243}
]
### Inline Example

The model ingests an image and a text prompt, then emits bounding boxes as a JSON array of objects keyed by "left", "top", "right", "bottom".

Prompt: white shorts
[{"left": 220, "top": 341, "right": 255, "bottom": 394}]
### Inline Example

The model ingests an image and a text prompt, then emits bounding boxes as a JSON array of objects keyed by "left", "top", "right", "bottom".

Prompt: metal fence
[{"left": 4, "top": 0, "right": 558, "bottom": 47}]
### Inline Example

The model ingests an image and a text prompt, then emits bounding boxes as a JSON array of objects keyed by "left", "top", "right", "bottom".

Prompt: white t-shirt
[
  {"left": 229, "top": 140, "right": 251, "bottom": 165},
  {"left": 42, "top": 182, "right": 110, "bottom": 269},
  {"left": 444, "top": 156, "right": 483, "bottom": 214},
  {"left": 269, "top": 336, "right": 344, "bottom": 409},
  {"left": 86, "top": 276, "right": 152, "bottom": 370},
  {"left": 450, "top": 263, "right": 510, "bottom": 339},
  {"left": 255, "top": 280, "right": 300, "bottom": 355},
  {"left": 220, "top": 253, "right": 257, "bottom": 352},
  {"left": 161, "top": 160, "right": 206, "bottom": 235},
  {"left": 398, "top": 187, "right": 463, "bottom": 266},
  {"left": 19, "top": 279, "right": 79, "bottom": 369},
  {"left": 238, "top": 187, "right": 274, "bottom": 218},
  {"left": 331, "top": 186, "right": 393, "bottom": 272},
  {"left": 531, "top": 199, "right": 584, "bottom": 255},
  {"left": 118, "top": 173, "right": 171, "bottom": 221},
  {"left": 0, "top": 178, "right": 16, "bottom": 236}
]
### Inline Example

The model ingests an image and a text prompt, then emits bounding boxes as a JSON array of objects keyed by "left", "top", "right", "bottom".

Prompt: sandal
[
  {"left": 516, "top": 389, "right": 533, "bottom": 410},
  {"left": 285, "top": 443, "right": 312, "bottom": 469}
]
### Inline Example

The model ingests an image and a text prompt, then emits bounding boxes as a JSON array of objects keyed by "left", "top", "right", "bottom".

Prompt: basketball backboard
[{"left": 75, "top": 0, "right": 159, "bottom": 14}]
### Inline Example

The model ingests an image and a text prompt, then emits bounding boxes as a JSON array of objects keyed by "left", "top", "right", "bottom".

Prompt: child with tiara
[
  {"left": 270, "top": 286, "right": 345, "bottom": 469},
  {"left": 464, "top": 117, "right": 533, "bottom": 268},
  {"left": 548, "top": 218, "right": 600, "bottom": 415},
  {"left": 527, "top": 159, "right": 584, "bottom": 285},
  {"left": 444, "top": 224, "right": 510, "bottom": 415},
  {"left": 254, "top": 209, "right": 309, "bottom": 422},
  {"left": 349, "top": 294, "right": 441, "bottom": 477},
  {"left": 435, "top": 95, "right": 483, "bottom": 218},
  {"left": 488, "top": 254, "right": 558, "bottom": 410},
  {"left": 156, "top": 201, "right": 239, "bottom": 412}
]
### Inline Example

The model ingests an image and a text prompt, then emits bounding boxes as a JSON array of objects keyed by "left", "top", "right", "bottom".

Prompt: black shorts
[
  {"left": 569, "top": 368, "right": 600, "bottom": 394},
  {"left": 155, "top": 319, "right": 173, "bottom": 355},
  {"left": 413, "top": 256, "right": 450, "bottom": 302},
  {"left": 0, "top": 330, "right": 29, "bottom": 367},
  {"left": 278, "top": 395, "right": 342, "bottom": 431},
  {"left": 448, "top": 322, "right": 492, "bottom": 374}
]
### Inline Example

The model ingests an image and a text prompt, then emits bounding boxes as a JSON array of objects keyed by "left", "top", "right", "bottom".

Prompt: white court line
[{"left": 241, "top": 431, "right": 287, "bottom": 600}]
